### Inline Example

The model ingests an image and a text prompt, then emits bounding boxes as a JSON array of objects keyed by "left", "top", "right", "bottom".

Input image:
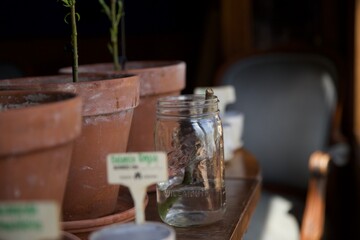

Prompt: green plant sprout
[
  {"left": 98, "top": 0, "right": 125, "bottom": 71},
  {"left": 60, "top": 0, "right": 80, "bottom": 82}
]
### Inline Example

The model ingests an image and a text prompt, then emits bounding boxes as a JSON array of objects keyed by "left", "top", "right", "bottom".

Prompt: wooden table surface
[{"left": 145, "top": 148, "right": 261, "bottom": 240}]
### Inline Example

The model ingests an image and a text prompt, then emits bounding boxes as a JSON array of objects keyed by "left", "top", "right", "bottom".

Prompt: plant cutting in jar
[
  {"left": 98, "top": 0, "right": 126, "bottom": 70},
  {"left": 59, "top": 0, "right": 80, "bottom": 82},
  {"left": 157, "top": 89, "right": 222, "bottom": 224}
]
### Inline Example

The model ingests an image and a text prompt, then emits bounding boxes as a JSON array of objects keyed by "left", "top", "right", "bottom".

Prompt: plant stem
[
  {"left": 99, "top": 0, "right": 125, "bottom": 70},
  {"left": 70, "top": 4, "right": 79, "bottom": 82},
  {"left": 111, "top": 0, "right": 120, "bottom": 71},
  {"left": 120, "top": 0, "right": 126, "bottom": 70}
]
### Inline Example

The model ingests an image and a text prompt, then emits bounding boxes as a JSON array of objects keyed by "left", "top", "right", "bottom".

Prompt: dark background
[{"left": 0, "top": 0, "right": 354, "bottom": 94}]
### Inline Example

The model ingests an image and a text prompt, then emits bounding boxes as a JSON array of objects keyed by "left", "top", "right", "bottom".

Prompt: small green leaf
[
  {"left": 58, "top": 0, "right": 74, "bottom": 8},
  {"left": 64, "top": 12, "right": 71, "bottom": 24},
  {"left": 107, "top": 43, "right": 113, "bottom": 54},
  {"left": 99, "top": 0, "right": 111, "bottom": 20},
  {"left": 117, "top": 0, "right": 123, "bottom": 23},
  {"left": 75, "top": 12, "right": 80, "bottom": 21}
]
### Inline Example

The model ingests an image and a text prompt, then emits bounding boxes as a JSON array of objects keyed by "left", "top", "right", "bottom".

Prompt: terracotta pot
[
  {"left": 59, "top": 61, "right": 186, "bottom": 152},
  {"left": 0, "top": 74, "right": 140, "bottom": 221},
  {"left": 0, "top": 90, "right": 82, "bottom": 208}
]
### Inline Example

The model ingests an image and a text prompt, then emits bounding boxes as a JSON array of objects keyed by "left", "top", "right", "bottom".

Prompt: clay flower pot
[
  {"left": 0, "top": 74, "right": 140, "bottom": 221},
  {"left": 0, "top": 90, "right": 82, "bottom": 208},
  {"left": 59, "top": 61, "right": 186, "bottom": 152}
]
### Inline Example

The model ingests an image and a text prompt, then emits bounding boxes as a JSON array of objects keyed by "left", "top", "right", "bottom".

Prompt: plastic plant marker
[
  {"left": 107, "top": 152, "right": 168, "bottom": 224},
  {"left": 0, "top": 201, "right": 60, "bottom": 240}
]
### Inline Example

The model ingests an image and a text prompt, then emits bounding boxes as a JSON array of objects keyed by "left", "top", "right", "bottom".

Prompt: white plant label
[
  {"left": 0, "top": 201, "right": 60, "bottom": 240},
  {"left": 107, "top": 152, "right": 168, "bottom": 224},
  {"left": 107, "top": 152, "right": 168, "bottom": 185}
]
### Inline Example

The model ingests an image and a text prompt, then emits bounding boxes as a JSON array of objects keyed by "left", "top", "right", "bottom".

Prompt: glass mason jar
[{"left": 155, "top": 94, "right": 226, "bottom": 227}]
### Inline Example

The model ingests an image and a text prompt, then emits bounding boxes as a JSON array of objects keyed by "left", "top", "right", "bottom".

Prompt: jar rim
[
  {"left": 156, "top": 94, "right": 219, "bottom": 118},
  {"left": 157, "top": 94, "right": 219, "bottom": 107}
]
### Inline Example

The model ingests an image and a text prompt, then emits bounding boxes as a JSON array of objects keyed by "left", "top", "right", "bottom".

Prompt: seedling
[
  {"left": 59, "top": 0, "right": 80, "bottom": 82},
  {"left": 99, "top": 0, "right": 126, "bottom": 71}
]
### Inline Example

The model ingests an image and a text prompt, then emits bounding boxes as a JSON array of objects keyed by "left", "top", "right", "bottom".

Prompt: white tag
[
  {"left": 0, "top": 201, "right": 60, "bottom": 240},
  {"left": 107, "top": 152, "right": 168, "bottom": 186},
  {"left": 107, "top": 152, "right": 168, "bottom": 224}
]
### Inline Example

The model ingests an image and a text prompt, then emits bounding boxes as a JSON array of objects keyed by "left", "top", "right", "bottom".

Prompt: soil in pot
[
  {"left": 0, "top": 74, "right": 140, "bottom": 221},
  {"left": 59, "top": 61, "right": 186, "bottom": 152},
  {"left": 0, "top": 90, "right": 82, "bottom": 208}
]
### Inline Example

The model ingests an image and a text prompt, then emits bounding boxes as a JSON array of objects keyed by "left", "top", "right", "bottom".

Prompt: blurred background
[
  {"left": 0, "top": 0, "right": 357, "bottom": 239},
  {"left": 1, "top": 1, "right": 352, "bottom": 94}
]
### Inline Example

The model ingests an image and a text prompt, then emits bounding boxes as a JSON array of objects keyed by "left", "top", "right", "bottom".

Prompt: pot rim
[
  {"left": 58, "top": 61, "right": 186, "bottom": 97},
  {"left": 0, "top": 74, "right": 140, "bottom": 117},
  {"left": 0, "top": 90, "right": 82, "bottom": 156},
  {"left": 59, "top": 60, "right": 185, "bottom": 72}
]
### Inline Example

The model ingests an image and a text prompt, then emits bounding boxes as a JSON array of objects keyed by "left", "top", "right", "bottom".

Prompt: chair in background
[{"left": 216, "top": 53, "right": 349, "bottom": 240}]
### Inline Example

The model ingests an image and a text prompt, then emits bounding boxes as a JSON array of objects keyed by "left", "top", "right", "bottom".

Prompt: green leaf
[
  {"left": 62, "top": 0, "right": 71, "bottom": 7},
  {"left": 64, "top": 12, "right": 71, "bottom": 24},
  {"left": 158, "top": 195, "right": 178, "bottom": 220},
  {"left": 107, "top": 43, "right": 113, "bottom": 54},
  {"left": 75, "top": 12, "right": 80, "bottom": 21},
  {"left": 116, "top": 0, "right": 123, "bottom": 25},
  {"left": 98, "top": 0, "right": 111, "bottom": 20}
]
